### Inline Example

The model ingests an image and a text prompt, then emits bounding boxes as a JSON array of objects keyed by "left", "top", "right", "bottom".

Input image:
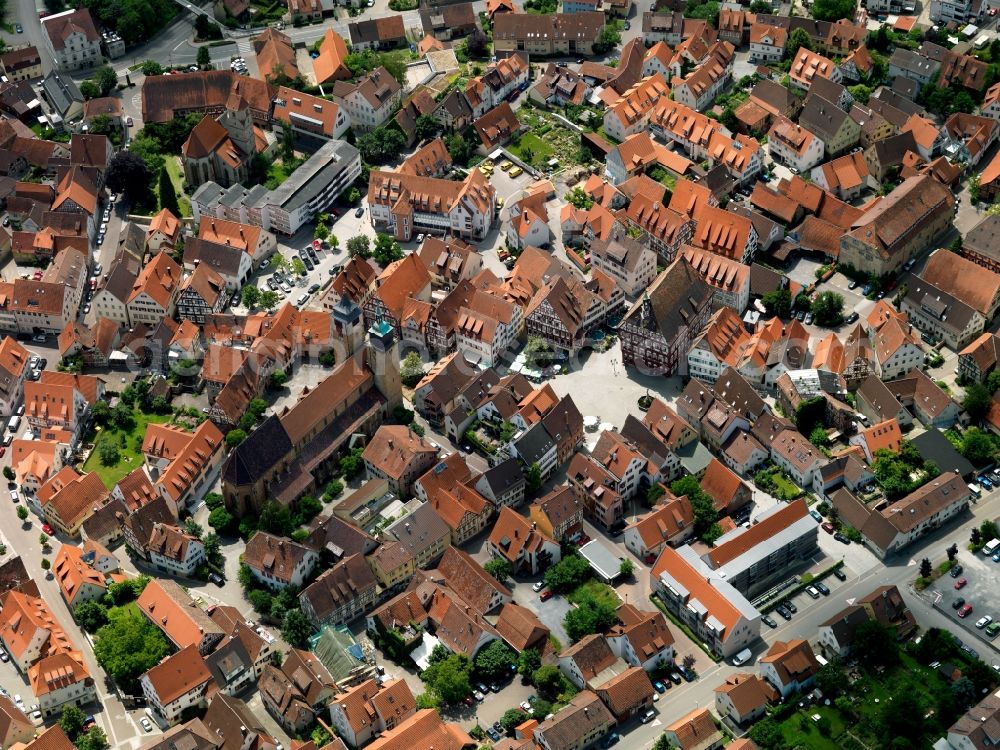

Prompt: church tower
[
  {"left": 218, "top": 106, "right": 256, "bottom": 160},
  {"left": 367, "top": 320, "right": 402, "bottom": 413},
  {"left": 332, "top": 296, "right": 364, "bottom": 356}
]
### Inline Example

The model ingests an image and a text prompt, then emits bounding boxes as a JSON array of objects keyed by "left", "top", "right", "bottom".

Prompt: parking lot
[{"left": 928, "top": 544, "right": 1000, "bottom": 650}]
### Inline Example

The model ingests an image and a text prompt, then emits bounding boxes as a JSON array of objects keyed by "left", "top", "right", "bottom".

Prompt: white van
[
  {"left": 7, "top": 416, "right": 19, "bottom": 434},
  {"left": 296, "top": 293, "right": 308, "bottom": 307},
  {"left": 984, "top": 538, "right": 1000, "bottom": 556},
  {"left": 970, "top": 483, "right": 983, "bottom": 498},
  {"left": 732, "top": 648, "right": 753, "bottom": 666}
]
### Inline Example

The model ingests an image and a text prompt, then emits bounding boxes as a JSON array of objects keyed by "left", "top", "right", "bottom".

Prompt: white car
[
  {"left": 532, "top": 581, "right": 545, "bottom": 592},
  {"left": 9, "top": 491, "right": 17, "bottom": 503},
  {"left": 140, "top": 718, "right": 153, "bottom": 732},
  {"left": 13, "top": 695, "right": 22, "bottom": 709},
  {"left": 520, "top": 701, "right": 532, "bottom": 712},
  {"left": 977, "top": 615, "right": 993, "bottom": 629}
]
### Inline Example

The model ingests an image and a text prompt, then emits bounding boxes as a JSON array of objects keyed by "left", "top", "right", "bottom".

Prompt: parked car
[
  {"left": 601, "top": 733, "right": 620, "bottom": 748},
  {"left": 832, "top": 568, "right": 847, "bottom": 581},
  {"left": 762, "top": 614, "right": 778, "bottom": 628},
  {"left": 987, "top": 622, "right": 1000, "bottom": 638},
  {"left": 208, "top": 572, "right": 225, "bottom": 586},
  {"left": 41, "top": 524, "right": 54, "bottom": 535},
  {"left": 355, "top": 207, "right": 364, "bottom": 218},
  {"left": 539, "top": 589, "right": 553, "bottom": 601},
  {"left": 486, "top": 728, "right": 501, "bottom": 742},
  {"left": 951, "top": 564, "right": 964, "bottom": 578},
  {"left": 140, "top": 718, "right": 153, "bottom": 732},
  {"left": 809, "top": 509, "right": 822, "bottom": 523},
  {"left": 775, "top": 605, "right": 792, "bottom": 620},
  {"left": 955, "top": 577, "right": 968, "bottom": 589},
  {"left": 532, "top": 581, "right": 545, "bottom": 592},
  {"left": 822, "top": 522, "right": 835, "bottom": 534},
  {"left": 953, "top": 597, "right": 966, "bottom": 609},
  {"left": 667, "top": 671, "right": 682, "bottom": 685},
  {"left": 784, "top": 601, "right": 797, "bottom": 614},
  {"left": 806, "top": 586, "right": 820, "bottom": 599},
  {"left": 959, "top": 603, "right": 974, "bottom": 618},
  {"left": 653, "top": 680, "right": 666, "bottom": 693},
  {"left": 640, "top": 710, "right": 655, "bottom": 723},
  {"left": 815, "top": 582, "right": 830, "bottom": 596},
  {"left": 848, "top": 279, "right": 858, "bottom": 289},
  {"left": 834, "top": 532, "right": 851, "bottom": 544},
  {"left": 977, "top": 615, "right": 993, "bottom": 629},
  {"left": 520, "top": 701, "right": 532, "bottom": 712}
]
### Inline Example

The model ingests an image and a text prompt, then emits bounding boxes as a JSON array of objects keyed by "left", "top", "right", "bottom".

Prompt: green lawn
[
  {"left": 508, "top": 133, "right": 554, "bottom": 167},
  {"left": 776, "top": 707, "right": 846, "bottom": 750},
  {"left": 568, "top": 580, "right": 621, "bottom": 609},
  {"left": 265, "top": 156, "right": 303, "bottom": 189},
  {"left": 771, "top": 471, "right": 802, "bottom": 500},
  {"left": 514, "top": 108, "right": 585, "bottom": 168},
  {"left": 82, "top": 412, "right": 175, "bottom": 489},
  {"left": 164, "top": 157, "right": 191, "bottom": 217}
]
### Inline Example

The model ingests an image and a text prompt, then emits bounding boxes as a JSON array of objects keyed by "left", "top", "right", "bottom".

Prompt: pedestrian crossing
[{"left": 234, "top": 38, "right": 254, "bottom": 59}]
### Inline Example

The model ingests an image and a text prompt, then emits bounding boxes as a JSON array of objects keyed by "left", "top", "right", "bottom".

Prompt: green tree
[
  {"left": 518, "top": 648, "right": 541, "bottom": 677},
  {"left": 564, "top": 596, "right": 617, "bottom": 641},
  {"left": 671, "top": 475, "right": 719, "bottom": 542},
  {"left": 94, "top": 66, "right": 118, "bottom": 96},
  {"left": 105, "top": 151, "right": 152, "bottom": 203},
  {"left": 281, "top": 608, "right": 313, "bottom": 648},
  {"left": 347, "top": 235, "right": 371, "bottom": 258},
  {"left": 854, "top": 619, "right": 899, "bottom": 668},
  {"left": 415, "top": 114, "right": 441, "bottom": 141},
  {"left": 812, "top": 0, "right": 855, "bottom": 20},
  {"left": 60, "top": 705, "right": 87, "bottom": 740},
  {"left": 2, "top": 466, "right": 14, "bottom": 482},
  {"left": 373, "top": 233, "right": 404, "bottom": 265},
  {"left": 952, "top": 676, "right": 978, "bottom": 709},
  {"left": 423, "top": 652, "right": 472, "bottom": 704},
  {"left": 415, "top": 692, "right": 441, "bottom": 709},
  {"left": 314, "top": 222, "right": 329, "bottom": 242},
  {"left": 786, "top": 27, "right": 814, "bottom": 59},
  {"left": 474, "top": 640, "right": 516, "bottom": 681},
  {"left": 40, "top": 558, "right": 50, "bottom": 571},
  {"left": 241, "top": 285, "right": 261, "bottom": 309},
  {"left": 260, "top": 290, "right": 280, "bottom": 310},
  {"left": 532, "top": 665, "right": 564, "bottom": 700},
  {"left": 91, "top": 400, "right": 111, "bottom": 425},
  {"left": 15, "top": 505, "right": 27, "bottom": 522},
  {"left": 291, "top": 257, "right": 307, "bottom": 276},
  {"left": 445, "top": 132, "right": 474, "bottom": 165},
  {"left": 761, "top": 288, "right": 792, "bottom": 318},
  {"left": 208, "top": 506, "right": 237, "bottom": 533},
  {"left": 543, "top": 554, "right": 591, "bottom": 592},
  {"left": 80, "top": 79, "right": 100, "bottom": 100},
  {"left": 527, "top": 463, "right": 542, "bottom": 494},
  {"left": 258, "top": 502, "right": 294, "bottom": 536},
  {"left": 619, "top": 559, "right": 634, "bottom": 578},
  {"left": 196, "top": 45, "right": 211, "bottom": 67},
  {"left": 483, "top": 558, "right": 513, "bottom": 585},
  {"left": 815, "top": 658, "right": 849, "bottom": 695},
  {"left": 357, "top": 127, "right": 407, "bottom": 164},
  {"left": 961, "top": 427, "right": 995, "bottom": 465},
  {"left": 93, "top": 605, "right": 172, "bottom": 693},
  {"left": 74, "top": 601, "right": 109, "bottom": 633},
  {"left": 795, "top": 395, "right": 828, "bottom": 435},
  {"left": 970, "top": 174, "right": 981, "bottom": 204},
  {"left": 296, "top": 495, "right": 323, "bottom": 524},
  {"left": 964, "top": 383, "right": 994, "bottom": 422},
  {"left": 270, "top": 370, "right": 288, "bottom": 389},
  {"left": 99, "top": 441, "right": 120, "bottom": 466},
  {"left": 500, "top": 708, "right": 528, "bottom": 734},
  {"left": 400, "top": 351, "right": 424, "bottom": 387},
  {"left": 340, "top": 447, "right": 365, "bottom": 479},
  {"left": 812, "top": 291, "right": 844, "bottom": 326},
  {"left": 225, "top": 429, "right": 246, "bottom": 448},
  {"left": 565, "top": 187, "right": 594, "bottom": 210},
  {"left": 141, "top": 60, "right": 164, "bottom": 76}
]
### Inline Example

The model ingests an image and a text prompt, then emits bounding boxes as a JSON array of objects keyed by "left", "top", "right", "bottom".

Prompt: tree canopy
[
  {"left": 422, "top": 649, "right": 473, "bottom": 704},
  {"left": 543, "top": 555, "right": 591, "bottom": 592},
  {"left": 812, "top": 0, "right": 855, "bottom": 20},
  {"left": 94, "top": 605, "right": 171, "bottom": 693},
  {"left": 474, "top": 640, "right": 516, "bottom": 681},
  {"left": 812, "top": 291, "right": 844, "bottom": 326},
  {"left": 671, "top": 475, "right": 721, "bottom": 543}
]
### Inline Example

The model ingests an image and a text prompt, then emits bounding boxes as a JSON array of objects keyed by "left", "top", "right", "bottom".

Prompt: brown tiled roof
[
  {"left": 362, "top": 425, "right": 437, "bottom": 481},
  {"left": 43, "top": 9, "right": 98, "bottom": 50},
  {"left": 141, "top": 70, "right": 274, "bottom": 123},
  {"left": 760, "top": 639, "right": 820, "bottom": 688},
  {"left": 495, "top": 602, "right": 549, "bottom": 652},
  {"left": 714, "top": 673, "right": 775, "bottom": 715},
  {"left": 300, "top": 553, "right": 376, "bottom": 623},
  {"left": 244, "top": 532, "right": 315, "bottom": 585},
  {"left": 431, "top": 546, "right": 510, "bottom": 614},
  {"left": 596, "top": 666, "right": 654, "bottom": 716},
  {"left": 136, "top": 578, "right": 225, "bottom": 650},
  {"left": 708, "top": 498, "right": 809, "bottom": 568},
  {"left": 144, "top": 644, "right": 213, "bottom": 705},
  {"left": 366, "top": 709, "right": 475, "bottom": 750},
  {"left": 666, "top": 707, "right": 723, "bottom": 750}
]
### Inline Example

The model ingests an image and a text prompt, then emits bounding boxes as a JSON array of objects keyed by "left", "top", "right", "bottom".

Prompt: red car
[
  {"left": 539, "top": 590, "right": 554, "bottom": 602},
  {"left": 955, "top": 577, "right": 968, "bottom": 590},
  {"left": 0, "top": 447, "right": 5, "bottom": 457},
  {"left": 959, "top": 603, "right": 974, "bottom": 618},
  {"left": 821, "top": 522, "right": 835, "bottom": 534},
  {"left": 644, "top": 554, "right": 656, "bottom": 565},
  {"left": 41, "top": 524, "right": 54, "bottom": 536}
]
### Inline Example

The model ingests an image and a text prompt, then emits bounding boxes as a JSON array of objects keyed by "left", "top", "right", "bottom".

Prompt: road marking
[{"left": 173, "top": 40, "right": 186, "bottom": 51}]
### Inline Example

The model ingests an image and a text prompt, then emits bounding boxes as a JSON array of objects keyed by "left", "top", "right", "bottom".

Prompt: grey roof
[
  {"left": 266, "top": 138, "right": 359, "bottom": 214},
  {"left": 192, "top": 181, "right": 224, "bottom": 206},
  {"left": 620, "top": 257, "right": 712, "bottom": 340},
  {"left": 578, "top": 540, "right": 623, "bottom": 581},
  {"left": 41, "top": 71, "right": 82, "bottom": 116},
  {"left": 714, "top": 367, "right": 768, "bottom": 420},
  {"left": 902, "top": 272, "right": 981, "bottom": 338},
  {"left": 183, "top": 237, "right": 246, "bottom": 279},
  {"left": 911, "top": 429, "right": 975, "bottom": 479},
  {"left": 750, "top": 79, "right": 801, "bottom": 117},
  {"left": 964, "top": 214, "right": 1000, "bottom": 262},
  {"left": 383, "top": 502, "right": 450, "bottom": 560},
  {"left": 871, "top": 85, "right": 925, "bottom": 117},
  {"left": 117, "top": 221, "right": 146, "bottom": 260},
  {"left": 475, "top": 457, "right": 525, "bottom": 500},
  {"left": 513, "top": 421, "right": 555, "bottom": 465},
  {"left": 205, "top": 635, "right": 253, "bottom": 690},
  {"left": 101, "top": 247, "right": 142, "bottom": 305},
  {"left": 305, "top": 514, "right": 378, "bottom": 559},
  {"left": 871, "top": 131, "right": 918, "bottom": 168},
  {"left": 807, "top": 76, "right": 850, "bottom": 108},
  {"left": 676, "top": 438, "right": 713, "bottom": 475},
  {"left": 799, "top": 94, "right": 852, "bottom": 143},
  {"left": 856, "top": 374, "right": 907, "bottom": 421},
  {"left": 889, "top": 47, "right": 940, "bottom": 79},
  {"left": 221, "top": 415, "right": 293, "bottom": 487},
  {"left": 891, "top": 75, "right": 920, "bottom": 101}
]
